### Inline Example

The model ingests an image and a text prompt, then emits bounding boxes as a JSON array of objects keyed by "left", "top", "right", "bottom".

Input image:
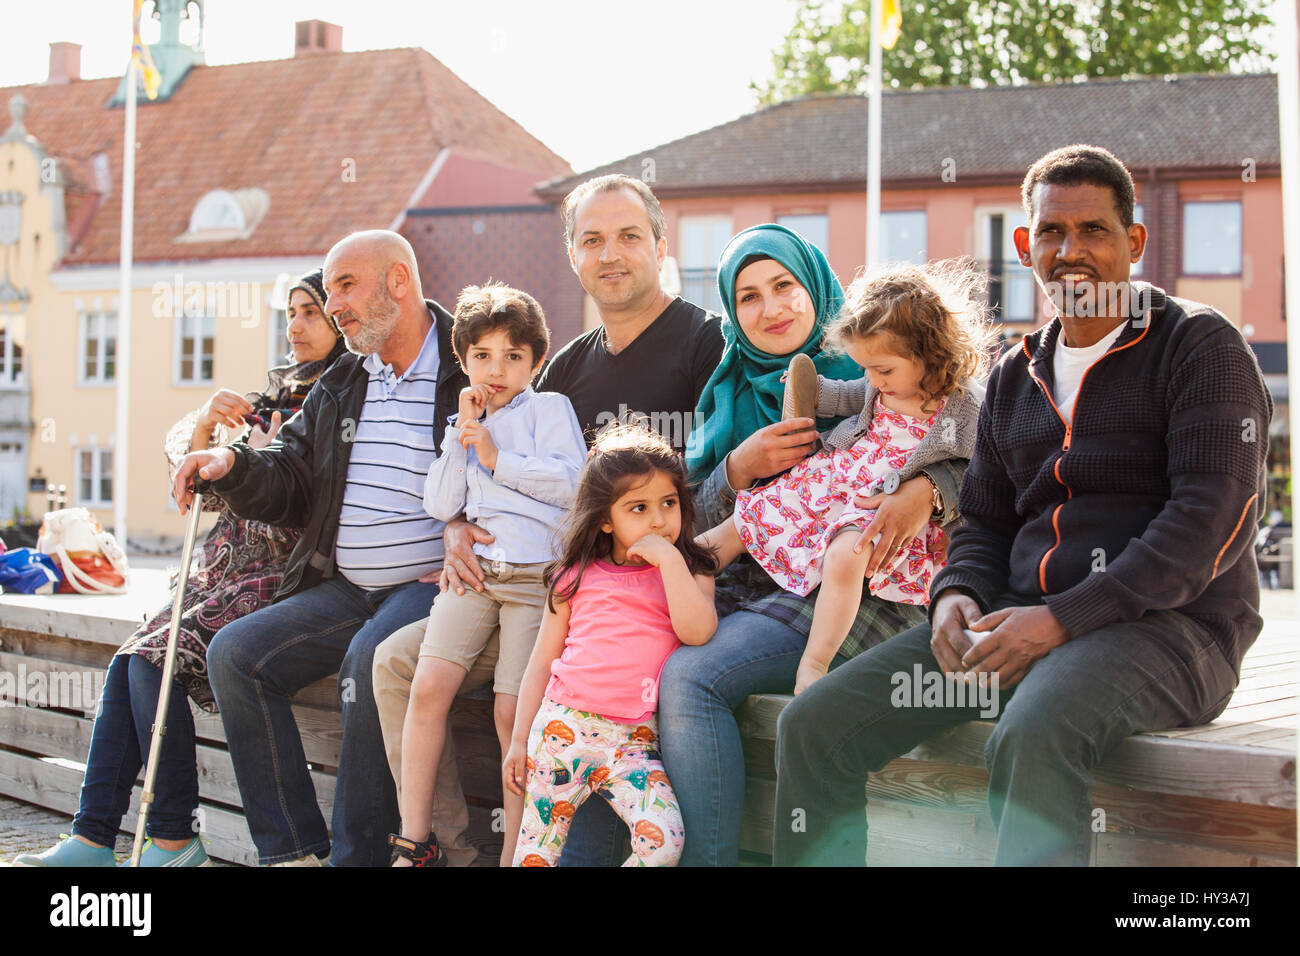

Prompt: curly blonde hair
[{"left": 827, "top": 258, "right": 997, "bottom": 409}]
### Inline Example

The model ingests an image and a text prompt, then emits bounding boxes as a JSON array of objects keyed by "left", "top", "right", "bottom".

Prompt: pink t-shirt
[{"left": 546, "top": 560, "right": 681, "bottom": 722}]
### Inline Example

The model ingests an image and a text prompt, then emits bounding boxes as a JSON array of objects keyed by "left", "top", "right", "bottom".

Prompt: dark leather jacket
[{"left": 211, "top": 300, "right": 468, "bottom": 600}]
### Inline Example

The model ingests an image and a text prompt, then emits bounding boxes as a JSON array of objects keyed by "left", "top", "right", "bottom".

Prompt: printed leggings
[{"left": 512, "top": 699, "right": 684, "bottom": 867}]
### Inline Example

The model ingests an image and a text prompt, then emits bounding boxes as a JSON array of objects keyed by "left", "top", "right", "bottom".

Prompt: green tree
[{"left": 755, "top": 0, "right": 1275, "bottom": 103}]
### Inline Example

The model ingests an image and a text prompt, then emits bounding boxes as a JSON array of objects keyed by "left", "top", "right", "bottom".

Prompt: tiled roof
[
  {"left": 538, "top": 73, "right": 1280, "bottom": 197},
  {"left": 1, "top": 48, "right": 571, "bottom": 265}
]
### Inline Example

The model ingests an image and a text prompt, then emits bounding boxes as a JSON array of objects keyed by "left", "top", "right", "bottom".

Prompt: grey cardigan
[{"left": 816, "top": 375, "right": 985, "bottom": 494}]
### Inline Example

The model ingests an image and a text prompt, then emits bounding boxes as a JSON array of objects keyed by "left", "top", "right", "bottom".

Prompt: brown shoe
[{"left": 782, "top": 353, "right": 818, "bottom": 421}]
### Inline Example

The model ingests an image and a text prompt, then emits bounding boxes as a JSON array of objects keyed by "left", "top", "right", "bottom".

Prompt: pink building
[{"left": 537, "top": 73, "right": 1285, "bottom": 415}]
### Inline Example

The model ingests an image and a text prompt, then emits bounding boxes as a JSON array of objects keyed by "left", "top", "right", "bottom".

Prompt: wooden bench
[
  {"left": 1, "top": 572, "right": 1295, "bottom": 865},
  {"left": 735, "top": 622, "right": 1297, "bottom": 865},
  {"left": 0, "top": 570, "right": 504, "bottom": 866}
]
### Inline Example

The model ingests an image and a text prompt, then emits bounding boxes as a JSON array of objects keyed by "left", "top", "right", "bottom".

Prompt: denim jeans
[
  {"left": 772, "top": 603, "right": 1240, "bottom": 866},
  {"left": 207, "top": 575, "right": 437, "bottom": 866},
  {"left": 656, "top": 610, "right": 835, "bottom": 867},
  {"left": 73, "top": 654, "right": 199, "bottom": 847}
]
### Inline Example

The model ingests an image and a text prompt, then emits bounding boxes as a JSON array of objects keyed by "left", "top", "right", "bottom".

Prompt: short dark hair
[
  {"left": 451, "top": 282, "right": 549, "bottom": 367},
  {"left": 561, "top": 174, "right": 665, "bottom": 246},
  {"left": 1021, "top": 144, "right": 1137, "bottom": 228}
]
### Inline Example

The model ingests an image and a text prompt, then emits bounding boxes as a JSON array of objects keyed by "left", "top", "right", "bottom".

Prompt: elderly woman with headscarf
[
  {"left": 13, "top": 270, "right": 346, "bottom": 868},
  {"left": 661, "top": 225, "right": 969, "bottom": 866}
]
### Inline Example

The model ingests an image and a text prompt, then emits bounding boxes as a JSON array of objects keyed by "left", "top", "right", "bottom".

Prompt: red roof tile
[{"left": 1, "top": 48, "right": 571, "bottom": 265}]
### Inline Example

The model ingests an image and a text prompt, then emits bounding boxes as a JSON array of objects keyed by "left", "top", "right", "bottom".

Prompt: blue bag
[{"left": 0, "top": 548, "right": 64, "bottom": 595}]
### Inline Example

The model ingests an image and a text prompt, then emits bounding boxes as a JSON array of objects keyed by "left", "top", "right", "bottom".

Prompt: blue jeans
[
  {"left": 656, "top": 610, "right": 828, "bottom": 866},
  {"left": 73, "top": 654, "right": 198, "bottom": 847},
  {"left": 207, "top": 575, "right": 436, "bottom": 866},
  {"left": 772, "top": 604, "right": 1240, "bottom": 865}
]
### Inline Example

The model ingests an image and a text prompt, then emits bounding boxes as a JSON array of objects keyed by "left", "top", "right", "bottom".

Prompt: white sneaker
[{"left": 268, "top": 853, "right": 324, "bottom": 867}]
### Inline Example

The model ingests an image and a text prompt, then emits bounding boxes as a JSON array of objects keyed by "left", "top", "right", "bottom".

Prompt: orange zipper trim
[
  {"left": 1021, "top": 318, "right": 1152, "bottom": 591},
  {"left": 1213, "top": 494, "right": 1257, "bottom": 578}
]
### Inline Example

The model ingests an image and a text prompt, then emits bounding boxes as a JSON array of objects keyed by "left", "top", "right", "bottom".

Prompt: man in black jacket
[
  {"left": 172, "top": 230, "right": 468, "bottom": 866},
  {"left": 772, "top": 145, "right": 1272, "bottom": 866}
]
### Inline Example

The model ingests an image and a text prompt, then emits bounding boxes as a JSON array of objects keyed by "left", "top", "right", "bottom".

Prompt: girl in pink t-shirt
[{"left": 504, "top": 424, "right": 718, "bottom": 867}]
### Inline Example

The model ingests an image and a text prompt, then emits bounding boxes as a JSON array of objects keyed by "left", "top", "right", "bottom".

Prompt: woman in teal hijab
[
  {"left": 661, "top": 223, "right": 969, "bottom": 867},
  {"left": 685, "top": 223, "right": 860, "bottom": 484}
]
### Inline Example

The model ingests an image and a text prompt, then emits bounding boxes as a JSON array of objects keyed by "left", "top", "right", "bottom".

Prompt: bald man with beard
[{"left": 172, "top": 230, "right": 469, "bottom": 866}]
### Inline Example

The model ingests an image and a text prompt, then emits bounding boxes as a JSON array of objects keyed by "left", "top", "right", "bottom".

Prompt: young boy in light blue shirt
[{"left": 390, "top": 283, "right": 586, "bottom": 867}]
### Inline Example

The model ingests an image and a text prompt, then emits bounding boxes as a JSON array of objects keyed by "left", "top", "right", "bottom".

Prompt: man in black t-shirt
[
  {"left": 536, "top": 177, "right": 722, "bottom": 453},
  {"left": 371, "top": 174, "right": 723, "bottom": 865}
]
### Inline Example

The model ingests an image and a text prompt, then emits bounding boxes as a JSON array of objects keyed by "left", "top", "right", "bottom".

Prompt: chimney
[
  {"left": 47, "top": 42, "right": 82, "bottom": 84},
  {"left": 295, "top": 20, "right": 343, "bottom": 56}
]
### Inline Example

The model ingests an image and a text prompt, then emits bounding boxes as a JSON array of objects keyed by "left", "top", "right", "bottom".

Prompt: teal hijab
[{"left": 685, "top": 223, "right": 861, "bottom": 482}]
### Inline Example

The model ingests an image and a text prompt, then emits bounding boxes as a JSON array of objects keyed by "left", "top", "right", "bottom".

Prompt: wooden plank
[
  {"left": 1093, "top": 831, "right": 1293, "bottom": 867},
  {"left": 1172, "top": 721, "right": 1296, "bottom": 745},
  {"left": 0, "top": 650, "right": 107, "bottom": 716},
  {"left": 192, "top": 706, "right": 343, "bottom": 767},
  {"left": 740, "top": 693, "right": 1296, "bottom": 806},
  {"left": 0, "top": 748, "right": 263, "bottom": 865},
  {"left": 865, "top": 800, "right": 998, "bottom": 866},
  {"left": 1092, "top": 784, "right": 1296, "bottom": 861},
  {"left": 0, "top": 645, "right": 338, "bottom": 713},
  {"left": 0, "top": 703, "right": 94, "bottom": 761},
  {"left": 0, "top": 705, "right": 338, "bottom": 827},
  {"left": 0, "top": 632, "right": 117, "bottom": 670},
  {"left": 865, "top": 759, "right": 991, "bottom": 813}
]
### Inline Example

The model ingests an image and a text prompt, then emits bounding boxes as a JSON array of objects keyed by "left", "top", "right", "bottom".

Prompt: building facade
[{"left": 0, "top": 13, "right": 571, "bottom": 542}]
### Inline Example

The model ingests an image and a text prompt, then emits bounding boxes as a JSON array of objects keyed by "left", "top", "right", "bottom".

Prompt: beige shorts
[{"left": 417, "top": 559, "right": 548, "bottom": 696}]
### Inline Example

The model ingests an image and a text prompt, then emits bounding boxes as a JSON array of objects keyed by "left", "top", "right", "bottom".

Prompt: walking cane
[{"left": 130, "top": 483, "right": 207, "bottom": 866}]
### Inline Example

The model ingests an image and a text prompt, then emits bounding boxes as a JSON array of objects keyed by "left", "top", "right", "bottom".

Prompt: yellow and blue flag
[{"left": 131, "top": 0, "right": 161, "bottom": 100}]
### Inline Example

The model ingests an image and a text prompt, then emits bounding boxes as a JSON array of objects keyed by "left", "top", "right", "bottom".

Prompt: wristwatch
[{"left": 920, "top": 472, "right": 944, "bottom": 518}]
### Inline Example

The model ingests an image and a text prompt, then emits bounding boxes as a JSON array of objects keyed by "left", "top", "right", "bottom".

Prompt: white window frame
[
  {"left": 173, "top": 308, "right": 216, "bottom": 387},
  {"left": 1181, "top": 199, "right": 1242, "bottom": 277},
  {"left": 879, "top": 210, "right": 928, "bottom": 265},
  {"left": 78, "top": 310, "right": 118, "bottom": 386},
  {"left": 678, "top": 215, "right": 733, "bottom": 315},
  {"left": 267, "top": 305, "right": 289, "bottom": 368},
  {"left": 777, "top": 213, "right": 830, "bottom": 255},
  {"left": 0, "top": 313, "right": 26, "bottom": 388},
  {"left": 75, "top": 447, "right": 114, "bottom": 508}
]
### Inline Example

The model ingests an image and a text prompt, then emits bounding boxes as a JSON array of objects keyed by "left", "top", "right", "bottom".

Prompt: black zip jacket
[
  {"left": 210, "top": 300, "right": 468, "bottom": 601},
  {"left": 931, "top": 284, "right": 1272, "bottom": 673}
]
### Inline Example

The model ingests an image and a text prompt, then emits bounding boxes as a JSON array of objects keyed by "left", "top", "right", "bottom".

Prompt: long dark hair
[{"left": 546, "top": 423, "right": 717, "bottom": 611}]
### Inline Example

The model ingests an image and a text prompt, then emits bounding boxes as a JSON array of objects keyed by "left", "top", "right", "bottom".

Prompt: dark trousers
[{"left": 772, "top": 601, "right": 1240, "bottom": 866}]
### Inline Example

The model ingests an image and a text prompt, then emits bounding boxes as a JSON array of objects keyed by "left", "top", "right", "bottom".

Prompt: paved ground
[{"left": 0, "top": 798, "right": 136, "bottom": 865}]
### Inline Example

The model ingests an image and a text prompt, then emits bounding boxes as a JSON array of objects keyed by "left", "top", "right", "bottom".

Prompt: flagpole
[
  {"left": 115, "top": 58, "right": 135, "bottom": 544},
  {"left": 865, "top": 0, "right": 883, "bottom": 270},
  {"left": 1276, "top": 0, "right": 1300, "bottom": 614}
]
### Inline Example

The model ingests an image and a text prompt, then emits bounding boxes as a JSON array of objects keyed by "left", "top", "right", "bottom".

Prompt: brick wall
[{"left": 403, "top": 206, "right": 587, "bottom": 353}]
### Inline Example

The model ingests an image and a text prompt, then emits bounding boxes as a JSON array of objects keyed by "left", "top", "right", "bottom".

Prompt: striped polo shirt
[{"left": 334, "top": 321, "right": 445, "bottom": 589}]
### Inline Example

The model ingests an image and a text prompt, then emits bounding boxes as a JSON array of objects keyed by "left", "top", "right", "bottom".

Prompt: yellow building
[{"left": 0, "top": 9, "right": 569, "bottom": 544}]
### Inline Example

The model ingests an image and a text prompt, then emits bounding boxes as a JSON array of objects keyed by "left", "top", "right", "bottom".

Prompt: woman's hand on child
[
  {"left": 502, "top": 741, "right": 529, "bottom": 797},
  {"left": 851, "top": 475, "right": 933, "bottom": 578},
  {"left": 725, "top": 419, "right": 818, "bottom": 489},
  {"left": 459, "top": 420, "right": 499, "bottom": 471},
  {"left": 625, "top": 533, "right": 677, "bottom": 568},
  {"left": 457, "top": 383, "right": 493, "bottom": 423}
]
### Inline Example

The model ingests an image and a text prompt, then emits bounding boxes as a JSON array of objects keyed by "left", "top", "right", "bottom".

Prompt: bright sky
[{"left": 0, "top": 0, "right": 802, "bottom": 173}]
